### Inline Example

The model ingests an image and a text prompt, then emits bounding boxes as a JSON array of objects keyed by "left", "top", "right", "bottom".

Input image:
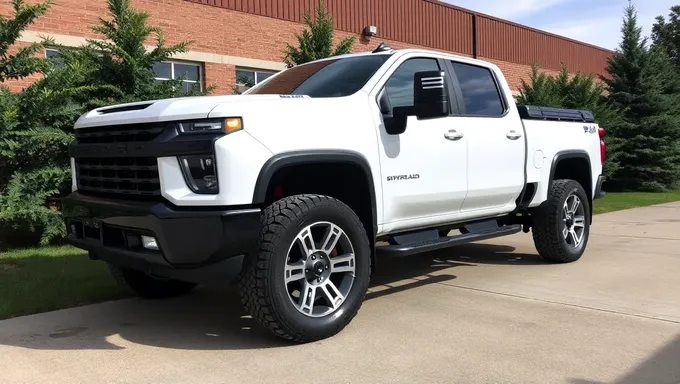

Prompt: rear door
[{"left": 444, "top": 60, "right": 526, "bottom": 213}]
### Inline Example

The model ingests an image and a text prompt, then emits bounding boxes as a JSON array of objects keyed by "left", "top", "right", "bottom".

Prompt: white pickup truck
[{"left": 63, "top": 43, "right": 606, "bottom": 342}]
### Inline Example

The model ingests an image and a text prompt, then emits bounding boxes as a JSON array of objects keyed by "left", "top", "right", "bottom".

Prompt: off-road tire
[
  {"left": 239, "top": 194, "right": 371, "bottom": 343},
  {"left": 532, "top": 179, "right": 591, "bottom": 263},
  {"left": 109, "top": 265, "right": 196, "bottom": 299}
]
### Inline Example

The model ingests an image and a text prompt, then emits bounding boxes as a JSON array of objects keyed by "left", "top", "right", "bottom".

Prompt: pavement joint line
[
  {"left": 431, "top": 282, "right": 680, "bottom": 325},
  {"left": 591, "top": 234, "right": 680, "bottom": 242}
]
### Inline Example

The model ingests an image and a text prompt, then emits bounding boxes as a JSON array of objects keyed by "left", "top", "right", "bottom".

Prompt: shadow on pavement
[
  {"left": 569, "top": 334, "right": 680, "bottom": 384},
  {"left": 0, "top": 242, "right": 542, "bottom": 352}
]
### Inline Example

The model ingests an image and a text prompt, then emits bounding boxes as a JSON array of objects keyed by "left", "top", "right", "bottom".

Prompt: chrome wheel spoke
[
  {"left": 571, "top": 229, "right": 583, "bottom": 247},
  {"left": 320, "top": 224, "right": 343, "bottom": 254},
  {"left": 562, "top": 226, "right": 569, "bottom": 239},
  {"left": 331, "top": 253, "right": 355, "bottom": 275},
  {"left": 573, "top": 215, "right": 586, "bottom": 228},
  {"left": 320, "top": 280, "right": 345, "bottom": 309},
  {"left": 570, "top": 196, "right": 580, "bottom": 214},
  {"left": 563, "top": 201, "right": 570, "bottom": 218},
  {"left": 296, "top": 227, "right": 316, "bottom": 257},
  {"left": 285, "top": 261, "right": 306, "bottom": 284},
  {"left": 299, "top": 282, "right": 316, "bottom": 315}
]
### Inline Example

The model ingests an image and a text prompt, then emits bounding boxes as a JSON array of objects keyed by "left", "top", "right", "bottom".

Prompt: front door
[{"left": 372, "top": 56, "right": 468, "bottom": 233}]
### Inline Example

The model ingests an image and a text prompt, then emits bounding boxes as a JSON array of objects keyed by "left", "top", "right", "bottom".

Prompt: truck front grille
[
  {"left": 70, "top": 121, "right": 218, "bottom": 200},
  {"left": 75, "top": 157, "right": 161, "bottom": 196},
  {"left": 74, "top": 124, "right": 164, "bottom": 144}
]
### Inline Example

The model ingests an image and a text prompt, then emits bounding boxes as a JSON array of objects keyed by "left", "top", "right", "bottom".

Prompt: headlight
[
  {"left": 177, "top": 118, "right": 242, "bottom": 134},
  {"left": 179, "top": 155, "right": 219, "bottom": 194}
]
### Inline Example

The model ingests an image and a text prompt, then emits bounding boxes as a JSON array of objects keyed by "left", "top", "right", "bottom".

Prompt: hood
[{"left": 73, "top": 94, "right": 307, "bottom": 129}]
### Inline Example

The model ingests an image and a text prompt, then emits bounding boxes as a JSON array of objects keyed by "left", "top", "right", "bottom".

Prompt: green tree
[
  {"left": 0, "top": 0, "right": 54, "bottom": 248},
  {"left": 0, "top": 0, "right": 211, "bottom": 247},
  {"left": 604, "top": 2, "right": 680, "bottom": 191},
  {"left": 282, "top": 0, "right": 355, "bottom": 67},
  {"left": 0, "top": 0, "right": 53, "bottom": 82},
  {"left": 651, "top": 5, "right": 680, "bottom": 70}
]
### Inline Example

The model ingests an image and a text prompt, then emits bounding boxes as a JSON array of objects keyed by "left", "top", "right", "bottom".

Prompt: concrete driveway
[{"left": 1, "top": 203, "right": 679, "bottom": 384}]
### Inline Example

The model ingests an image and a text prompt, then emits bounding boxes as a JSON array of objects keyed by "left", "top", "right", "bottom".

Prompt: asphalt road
[{"left": 1, "top": 203, "right": 679, "bottom": 384}]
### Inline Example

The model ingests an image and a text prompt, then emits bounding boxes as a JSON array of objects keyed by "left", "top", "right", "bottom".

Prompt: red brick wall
[
  {"left": 1, "top": 0, "right": 575, "bottom": 93},
  {"left": 204, "top": 62, "right": 235, "bottom": 95}
]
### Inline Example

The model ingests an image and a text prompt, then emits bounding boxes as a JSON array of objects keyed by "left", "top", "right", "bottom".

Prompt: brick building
[{"left": 1, "top": 0, "right": 613, "bottom": 95}]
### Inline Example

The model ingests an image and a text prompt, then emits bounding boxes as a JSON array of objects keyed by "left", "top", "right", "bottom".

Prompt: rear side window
[{"left": 451, "top": 62, "right": 505, "bottom": 117}]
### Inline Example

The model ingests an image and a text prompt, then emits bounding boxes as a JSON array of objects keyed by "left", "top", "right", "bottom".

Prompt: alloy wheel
[
  {"left": 562, "top": 193, "right": 586, "bottom": 248},
  {"left": 284, "top": 221, "right": 356, "bottom": 318}
]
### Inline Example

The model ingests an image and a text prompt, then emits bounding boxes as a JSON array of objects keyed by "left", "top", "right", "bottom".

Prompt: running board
[{"left": 376, "top": 224, "right": 522, "bottom": 258}]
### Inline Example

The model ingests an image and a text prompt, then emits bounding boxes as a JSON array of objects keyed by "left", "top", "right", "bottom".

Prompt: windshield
[{"left": 248, "top": 55, "right": 390, "bottom": 98}]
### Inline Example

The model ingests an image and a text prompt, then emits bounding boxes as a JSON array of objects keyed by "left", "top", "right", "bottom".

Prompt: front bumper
[{"left": 62, "top": 192, "right": 261, "bottom": 285}]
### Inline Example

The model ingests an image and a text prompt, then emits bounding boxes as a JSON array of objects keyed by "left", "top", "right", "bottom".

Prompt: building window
[
  {"left": 235, "top": 68, "right": 277, "bottom": 93},
  {"left": 152, "top": 61, "right": 203, "bottom": 94},
  {"left": 45, "top": 48, "right": 65, "bottom": 67}
]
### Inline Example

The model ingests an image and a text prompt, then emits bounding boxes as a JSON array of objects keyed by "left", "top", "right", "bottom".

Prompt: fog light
[
  {"left": 141, "top": 235, "right": 159, "bottom": 250},
  {"left": 179, "top": 155, "right": 219, "bottom": 194}
]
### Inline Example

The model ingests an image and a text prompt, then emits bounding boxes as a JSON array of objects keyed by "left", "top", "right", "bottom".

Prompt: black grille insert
[
  {"left": 76, "top": 157, "right": 160, "bottom": 196},
  {"left": 75, "top": 124, "right": 164, "bottom": 144}
]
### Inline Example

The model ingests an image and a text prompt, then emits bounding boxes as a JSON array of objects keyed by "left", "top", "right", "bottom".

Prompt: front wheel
[
  {"left": 532, "top": 179, "right": 591, "bottom": 263},
  {"left": 239, "top": 194, "right": 371, "bottom": 342}
]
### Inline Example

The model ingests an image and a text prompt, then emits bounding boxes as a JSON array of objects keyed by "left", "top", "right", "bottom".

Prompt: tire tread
[
  {"left": 532, "top": 179, "right": 589, "bottom": 263},
  {"left": 239, "top": 194, "right": 370, "bottom": 342}
]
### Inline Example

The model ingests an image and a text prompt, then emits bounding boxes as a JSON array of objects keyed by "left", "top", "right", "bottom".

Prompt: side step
[{"left": 376, "top": 224, "right": 521, "bottom": 258}]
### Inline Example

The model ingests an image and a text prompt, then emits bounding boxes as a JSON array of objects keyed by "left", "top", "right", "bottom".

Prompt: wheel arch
[
  {"left": 252, "top": 150, "right": 378, "bottom": 244},
  {"left": 548, "top": 150, "right": 593, "bottom": 222}
]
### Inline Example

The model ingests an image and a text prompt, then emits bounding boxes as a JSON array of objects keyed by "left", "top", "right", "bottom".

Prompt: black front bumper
[{"left": 62, "top": 192, "right": 261, "bottom": 285}]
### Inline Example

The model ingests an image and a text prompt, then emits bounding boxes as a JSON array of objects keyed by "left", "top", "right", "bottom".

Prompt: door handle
[
  {"left": 444, "top": 130, "right": 464, "bottom": 141},
  {"left": 506, "top": 130, "right": 522, "bottom": 140}
]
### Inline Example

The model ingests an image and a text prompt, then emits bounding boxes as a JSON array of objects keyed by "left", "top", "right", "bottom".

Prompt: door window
[
  {"left": 384, "top": 58, "right": 440, "bottom": 111},
  {"left": 450, "top": 61, "right": 505, "bottom": 116}
]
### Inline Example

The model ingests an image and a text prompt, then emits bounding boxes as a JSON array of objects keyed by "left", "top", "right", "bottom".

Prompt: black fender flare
[
  {"left": 548, "top": 149, "right": 593, "bottom": 222},
  {"left": 252, "top": 150, "right": 378, "bottom": 241},
  {"left": 549, "top": 150, "right": 592, "bottom": 188}
]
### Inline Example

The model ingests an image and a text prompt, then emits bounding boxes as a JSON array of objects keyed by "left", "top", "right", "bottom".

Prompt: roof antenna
[{"left": 372, "top": 42, "right": 393, "bottom": 53}]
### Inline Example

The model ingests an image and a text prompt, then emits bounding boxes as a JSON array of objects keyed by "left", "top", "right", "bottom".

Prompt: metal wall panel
[
  {"left": 476, "top": 15, "right": 610, "bottom": 74},
  {"left": 184, "top": 0, "right": 611, "bottom": 74}
]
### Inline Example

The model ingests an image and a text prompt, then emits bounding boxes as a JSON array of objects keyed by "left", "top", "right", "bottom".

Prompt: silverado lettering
[{"left": 387, "top": 174, "right": 420, "bottom": 181}]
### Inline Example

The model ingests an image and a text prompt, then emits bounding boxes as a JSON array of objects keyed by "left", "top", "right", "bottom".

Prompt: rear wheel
[
  {"left": 532, "top": 179, "right": 590, "bottom": 263},
  {"left": 109, "top": 265, "right": 196, "bottom": 299},
  {"left": 239, "top": 194, "right": 371, "bottom": 342}
]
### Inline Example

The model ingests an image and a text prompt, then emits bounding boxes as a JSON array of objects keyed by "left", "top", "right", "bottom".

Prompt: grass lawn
[
  {"left": 593, "top": 189, "right": 680, "bottom": 215},
  {"left": 0, "top": 246, "right": 129, "bottom": 320}
]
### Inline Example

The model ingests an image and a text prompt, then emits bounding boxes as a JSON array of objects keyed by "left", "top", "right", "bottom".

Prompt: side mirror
[
  {"left": 382, "top": 70, "right": 449, "bottom": 136},
  {"left": 413, "top": 70, "right": 449, "bottom": 119}
]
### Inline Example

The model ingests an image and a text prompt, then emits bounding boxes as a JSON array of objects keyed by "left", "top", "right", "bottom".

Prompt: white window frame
[
  {"left": 154, "top": 60, "right": 204, "bottom": 92},
  {"left": 45, "top": 48, "right": 59, "bottom": 57},
  {"left": 235, "top": 67, "right": 277, "bottom": 86}
]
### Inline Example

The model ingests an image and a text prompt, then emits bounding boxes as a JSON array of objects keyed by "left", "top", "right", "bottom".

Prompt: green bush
[{"left": 0, "top": 0, "right": 212, "bottom": 248}]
